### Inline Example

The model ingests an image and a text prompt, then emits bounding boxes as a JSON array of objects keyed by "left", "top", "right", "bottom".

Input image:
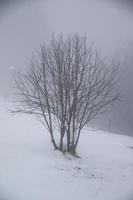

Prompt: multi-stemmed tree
[{"left": 13, "top": 34, "right": 119, "bottom": 156}]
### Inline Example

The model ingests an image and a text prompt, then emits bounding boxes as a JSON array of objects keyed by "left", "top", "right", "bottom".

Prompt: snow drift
[{"left": 0, "top": 100, "right": 133, "bottom": 200}]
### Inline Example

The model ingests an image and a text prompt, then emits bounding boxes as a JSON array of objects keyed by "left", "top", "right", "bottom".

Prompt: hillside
[{"left": 0, "top": 101, "right": 133, "bottom": 200}]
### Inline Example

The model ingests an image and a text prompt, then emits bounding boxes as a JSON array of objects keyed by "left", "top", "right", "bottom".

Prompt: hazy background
[{"left": 0, "top": 0, "right": 133, "bottom": 136}]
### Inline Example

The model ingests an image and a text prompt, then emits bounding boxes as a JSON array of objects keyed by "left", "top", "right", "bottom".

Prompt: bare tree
[{"left": 13, "top": 34, "right": 119, "bottom": 156}]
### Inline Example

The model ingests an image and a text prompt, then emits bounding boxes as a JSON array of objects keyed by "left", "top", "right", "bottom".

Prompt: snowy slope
[{"left": 0, "top": 100, "right": 133, "bottom": 200}]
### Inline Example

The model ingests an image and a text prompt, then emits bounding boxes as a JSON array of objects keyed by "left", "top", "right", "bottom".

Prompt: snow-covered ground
[{"left": 0, "top": 100, "right": 133, "bottom": 200}]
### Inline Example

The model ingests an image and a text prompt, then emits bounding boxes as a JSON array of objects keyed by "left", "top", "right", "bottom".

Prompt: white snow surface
[{"left": 0, "top": 100, "right": 133, "bottom": 200}]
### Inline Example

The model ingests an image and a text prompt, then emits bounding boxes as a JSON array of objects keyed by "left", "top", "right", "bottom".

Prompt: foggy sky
[{"left": 1, "top": 0, "right": 133, "bottom": 135}]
